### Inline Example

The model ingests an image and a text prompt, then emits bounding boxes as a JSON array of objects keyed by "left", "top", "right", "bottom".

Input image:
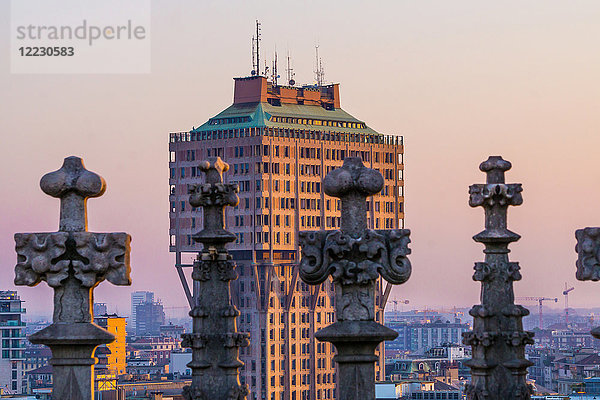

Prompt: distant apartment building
[
  {"left": 551, "top": 329, "right": 596, "bottom": 349},
  {"left": 170, "top": 74, "right": 404, "bottom": 400},
  {"left": 552, "top": 348, "right": 600, "bottom": 394},
  {"left": 23, "top": 346, "right": 51, "bottom": 373},
  {"left": 130, "top": 291, "right": 155, "bottom": 333},
  {"left": 527, "top": 347, "right": 556, "bottom": 390},
  {"left": 135, "top": 302, "right": 165, "bottom": 337},
  {"left": 386, "top": 321, "right": 470, "bottom": 354},
  {"left": 94, "top": 314, "right": 127, "bottom": 375},
  {"left": 0, "top": 291, "right": 27, "bottom": 394},
  {"left": 385, "top": 344, "right": 471, "bottom": 383},
  {"left": 160, "top": 323, "right": 185, "bottom": 339},
  {"left": 376, "top": 381, "right": 461, "bottom": 400},
  {"left": 129, "top": 336, "right": 180, "bottom": 367},
  {"left": 93, "top": 302, "right": 108, "bottom": 316}
]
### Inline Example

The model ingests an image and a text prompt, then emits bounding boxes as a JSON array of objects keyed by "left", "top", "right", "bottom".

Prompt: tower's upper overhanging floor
[{"left": 191, "top": 75, "right": 383, "bottom": 137}]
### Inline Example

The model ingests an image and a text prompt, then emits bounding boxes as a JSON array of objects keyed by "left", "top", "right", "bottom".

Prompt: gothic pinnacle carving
[
  {"left": 183, "top": 157, "right": 249, "bottom": 400},
  {"left": 463, "top": 156, "right": 533, "bottom": 400},
  {"left": 13, "top": 156, "right": 131, "bottom": 400},
  {"left": 298, "top": 157, "right": 412, "bottom": 400}
]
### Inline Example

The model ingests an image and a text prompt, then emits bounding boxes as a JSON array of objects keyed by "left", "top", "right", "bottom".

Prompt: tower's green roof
[{"left": 192, "top": 102, "right": 380, "bottom": 135}]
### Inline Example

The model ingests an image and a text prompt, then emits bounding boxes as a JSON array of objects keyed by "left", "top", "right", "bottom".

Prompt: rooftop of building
[
  {"left": 194, "top": 101, "right": 378, "bottom": 135},
  {"left": 169, "top": 75, "right": 403, "bottom": 145},
  {"left": 433, "top": 381, "right": 460, "bottom": 391},
  {"left": 0, "top": 291, "right": 20, "bottom": 301},
  {"left": 26, "top": 365, "right": 53, "bottom": 375},
  {"left": 94, "top": 313, "right": 124, "bottom": 319}
]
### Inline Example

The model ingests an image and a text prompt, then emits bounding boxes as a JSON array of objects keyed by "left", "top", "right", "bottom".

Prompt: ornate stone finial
[
  {"left": 298, "top": 157, "right": 411, "bottom": 400},
  {"left": 463, "top": 156, "right": 533, "bottom": 400},
  {"left": 40, "top": 156, "right": 106, "bottom": 232},
  {"left": 575, "top": 228, "right": 600, "bottom": 338},
  {"left": 189, "top": 158, "right": 239, "bottom": 246},
  {"left": 14, "top": 157, "right": 131, "bottom": 400},
  {"left": 182, "top": 157, "right": 249, "bottom": 400}
]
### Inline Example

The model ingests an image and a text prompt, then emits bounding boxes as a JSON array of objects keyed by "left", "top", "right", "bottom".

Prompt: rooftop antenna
[
  {"left": 286, "top": 50, "right": 296, "bottom": 86},
  {"left": 314, "top": 45, "right": 325, "bottom": 86},
  {"left": 272, "top": 50, "right": 280, "bottom": 85},
  {"left": 251, "top": 20, "right": 261, "bottom": 76},
  {"left": 251, "top": 36, "right": 256, "bottom": 75}
]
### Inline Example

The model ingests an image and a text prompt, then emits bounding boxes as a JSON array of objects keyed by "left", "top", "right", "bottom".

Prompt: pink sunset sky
[{"left": 1, "top": 1, "right": 600, "bottom": 318}]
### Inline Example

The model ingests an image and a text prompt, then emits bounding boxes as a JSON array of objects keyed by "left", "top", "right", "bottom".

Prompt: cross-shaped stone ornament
[
  {"left": 298, "top": 157, "right": 411, "bottom": 400},
  {"left": 14, "top": 156, "right": 131, "bottom": 400}
]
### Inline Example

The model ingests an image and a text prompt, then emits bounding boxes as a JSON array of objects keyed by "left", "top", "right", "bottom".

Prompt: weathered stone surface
[
  {"left": 182, "top": 157, "right": 249, "bottom": 400},
  {"left": 463, "top": 156, "right": 533, "bottom": 400},
  {"left": 13, "top": 156, "right": 131, "bottom": 400},
  {"left": 298, "top": 157, "right": 411, "bottom": 400},
  {"left": 575, "top": 227, "right": 600, "bottom": 338}
]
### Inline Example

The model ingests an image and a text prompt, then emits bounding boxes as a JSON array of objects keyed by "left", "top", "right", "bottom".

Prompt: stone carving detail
[
  {"left": 472, "top": 261, "right": 522, "bottom": 283},
  {"left": 181, "top": 333, "right": 208, "bottom": 349},
  {"left": 298, "top": 157, "right": 412, "bottom": 400},
  {"left": 182, "top": 157, "right": 249, "bottom": 400},
  {"left": 13, "top": 156, "right": 131, "bottom": 400},
  {"left": 576, "top": 228, "right": 600, "bottom": 281},
  {"left": 300, "top": 228, "right": 411, "bottom": 287},
  {"left": 575, "top": 228, "right": 600, "bottom": 338},
  {"left": 462, "top": 156, "right": 533, "bottom": 400},
  {"left": 15, "top": 232, "right": 130, "bottom": 289}
]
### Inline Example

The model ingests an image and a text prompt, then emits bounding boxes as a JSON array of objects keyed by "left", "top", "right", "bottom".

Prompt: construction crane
[
  {"left": 563, "top": 283, "right": 575, "bottom": 326},
  {"left": 516, "top": 297, "right": 558, "bottom": 329},
  {"left": 389, "top": 299, "right": 409, "bottom": 313}
]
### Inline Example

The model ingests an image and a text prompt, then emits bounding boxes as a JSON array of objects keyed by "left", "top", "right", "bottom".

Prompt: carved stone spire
[
  {"left": 182, "top": 157, "right": 249, "bottom": 400},
  {"left": 14, "top": 156, "right": 131, "bottom": 400},
  {"left": 463, "top": 156, "right": 533, "bottom": 400},
  {"left": 298, "top": 157, "right": 412, "bottom": 400}
]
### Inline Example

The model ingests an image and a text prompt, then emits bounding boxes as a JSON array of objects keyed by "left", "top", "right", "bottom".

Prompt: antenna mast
[
  {"left": 272, "top": 50, "right": 278, "bottom": 85},
  {"left": 314, "top": 45, "right": 325, "bottom": 86},
  {"left": 286, "top": 51, "right": 296, "bottom": 86},
  {"left": 251, "top": 36, "right": 256, "bottom": 75},
  {"left": 252, "top": 20, "right": 261, "bottom": 76}
]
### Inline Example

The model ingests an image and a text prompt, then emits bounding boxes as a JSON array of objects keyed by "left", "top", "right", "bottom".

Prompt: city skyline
[{"left": 2, "top": 1, "right": 600, "bottom": 317}]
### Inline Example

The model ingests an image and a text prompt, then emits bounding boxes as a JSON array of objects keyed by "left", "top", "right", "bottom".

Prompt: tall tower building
[
  {"left": 169, "top": 75, "right": 404, "bottom": 400},
  {"left": 130, "top": 291, "right": 154, "bottom": 333},
  {"left": 0, "top": 291, "right": 27, "bottom": 395},
  {"left": 135, "top": 301, "right": 166, "bottom": 337}
]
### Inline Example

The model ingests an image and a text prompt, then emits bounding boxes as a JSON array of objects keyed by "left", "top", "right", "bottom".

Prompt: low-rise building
[
  {"left": 25, "top": 365, "right": 52, "bottom": 393},
  {"left": 528, "top": 347, "right": 557, "bottom": 389},
  {"left": 551, "top": 329, "right": 596, "bottom": 350},
  {"left": 94, "top": 314, "right": 127, "bottom": 375},
  {"left": 129, "top": 336, "right": 181, "bottom": 367},
  {"left": 160, "top": 323, "right": 185, "bottom": 339},
  {"left": 551, "top": 348, "right": 600, "bottom": 394},
  {"left": 169, "top": 350, "right": 192, "bottom": 376},
  {"left": 375, "top": 380, "right": 462, "bottom": 399},
  {"left": 386, "top": 321, "right": 470, "bottom": 354},
  {"left": 23, "top": 346, "right": 51, "bottom": 373}
]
